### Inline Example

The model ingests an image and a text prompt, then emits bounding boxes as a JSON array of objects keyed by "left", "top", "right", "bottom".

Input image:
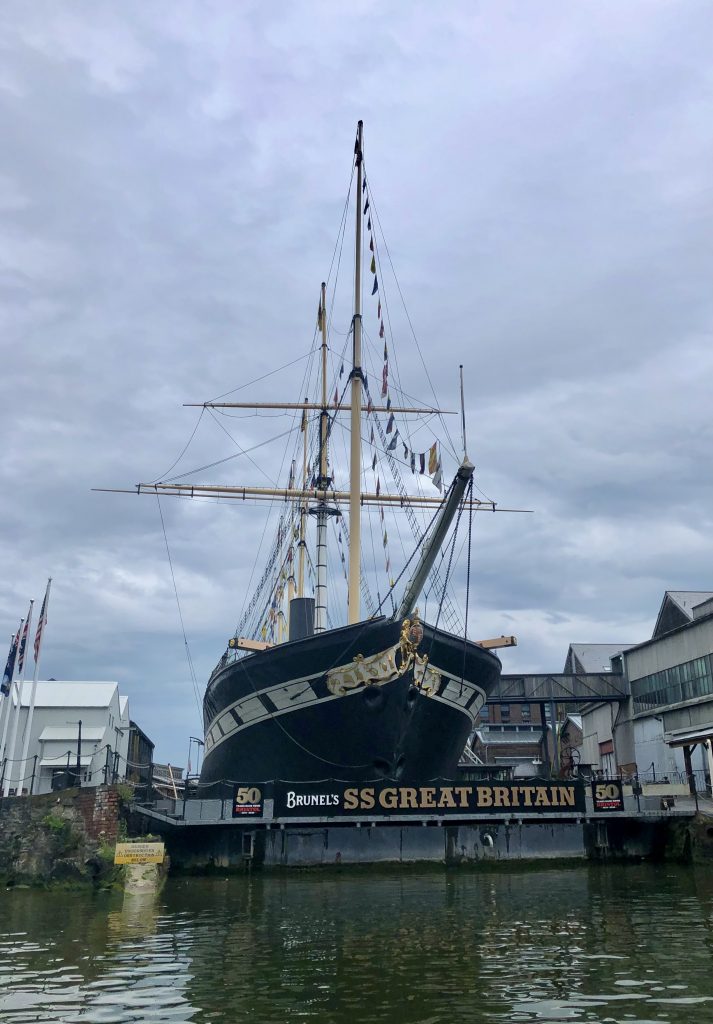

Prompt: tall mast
[
  {"left": 314, "top": 282, "right": 330, "bottom": 633},
  {"left": 297, "top": 409, "right": 308, "bottom": 597},
  {"left": 348, "top": 120, "right": 364, "bottom": 624}
]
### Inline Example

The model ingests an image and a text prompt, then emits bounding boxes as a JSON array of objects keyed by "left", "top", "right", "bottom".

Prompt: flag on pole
[
  {"left": 16, "top": 617, "right": 29, "bottom": 676},
  {"left": 2, "top": 625, "right": 20, "bottom": 696},
  {"left": 34, "top": 579, "right": 51, "bottom": 662},
  {"left": 428, "top": 442, "right": 439, "bottom": 475}
]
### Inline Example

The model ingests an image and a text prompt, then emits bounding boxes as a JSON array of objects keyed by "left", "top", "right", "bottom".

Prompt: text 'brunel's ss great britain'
[{"left": 232, "top": 781, "right": 587, "bottom": 818}]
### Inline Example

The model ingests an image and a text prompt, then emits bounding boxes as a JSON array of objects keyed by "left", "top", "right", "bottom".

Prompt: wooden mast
[
  {"left": 296, "top": 409, "right": 308, "bottom": 597},
  {"left": 348, "top": 120, "right": 364, "bottom": 624},
  {"left": 314, "top": 282, "right": 330, "bottom": 633}
]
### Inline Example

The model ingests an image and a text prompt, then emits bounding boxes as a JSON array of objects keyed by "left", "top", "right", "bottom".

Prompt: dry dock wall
[
  {"left": 0, "top": 786, "right": 122, "bottom": 885},
  {"left": 163, "top": 822, "right": 588, "bottom": 871},
  {"left": 264, "top": 823, "right": 586, "bottom": 867}
]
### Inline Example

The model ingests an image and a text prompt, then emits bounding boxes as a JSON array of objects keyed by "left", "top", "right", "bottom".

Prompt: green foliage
[
  {"left": 97, "top": 841, "right": 116, "bottom": 864},
  {"left": 42, "top": 813, "right": 69, "bottom": 833},
  {"left": 116, "top": 783, "right": 133, "bottom": 804}
]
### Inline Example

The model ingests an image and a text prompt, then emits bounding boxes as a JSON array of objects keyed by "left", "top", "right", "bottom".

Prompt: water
[{"left": 1, "top": 865, "right": 712, "bottom": 1023}]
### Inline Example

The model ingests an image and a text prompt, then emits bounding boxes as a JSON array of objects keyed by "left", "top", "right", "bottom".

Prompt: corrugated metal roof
[
  {"left": 476, "top": 729, "right": 544, "bottom": 746},
  {"left": 667, "top": 591, "right": 713, "bottom": 617},
  {"left": 38, "top": 726, "right": 105, "bottom": 742},
  {"left": 18, "top": 682, "right": 118, "bottom": 708},
  {"left": 568, "top": 644, "right": 633, "bottom": 673},
  {"left": 664, "top": 722, "right": 713, "bottom": 746}
]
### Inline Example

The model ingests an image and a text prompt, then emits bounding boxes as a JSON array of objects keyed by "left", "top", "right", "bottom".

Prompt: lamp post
[
  {"left": 66, "top": 719, "right": 82, "bottom": 788},
  {"left": 76, "top": 719, "right": 82, "bottom": 787}
]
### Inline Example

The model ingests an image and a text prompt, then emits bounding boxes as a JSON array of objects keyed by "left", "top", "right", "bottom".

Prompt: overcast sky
[{"left": 1, "top": 1, "right": 712, "bottom": 768}]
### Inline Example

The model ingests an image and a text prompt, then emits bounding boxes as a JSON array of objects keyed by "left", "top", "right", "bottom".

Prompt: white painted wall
[
  {"left": 581, "top": 703, "right": 614, "bottom": 769},
  {"left": 0, "top": 682, "right": 131, "bottom": 795}
]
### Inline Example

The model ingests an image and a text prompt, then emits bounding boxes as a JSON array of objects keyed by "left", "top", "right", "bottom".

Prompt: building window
[
  {"left": 631, "top": 653, "right": 713, "bottom": 711},
  {"left": 478, "top": 705, "right": 490, "bottom": 721},
  {"left": 500, "top": 704, "right": 510, "bottom": 721},
  {"left": 521, "top": 703, "right": 531, "bottom": 721}
]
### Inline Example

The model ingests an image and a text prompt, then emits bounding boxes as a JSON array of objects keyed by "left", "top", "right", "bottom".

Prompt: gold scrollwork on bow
[
  {"left": 413, "top": 658, "right": 440, "bottom": 696},
  {"left": 327, "top": 647, "right": 400, "bottom": 696},
  {"left": 326, "top": 612, "right": 441, "bottom": 697}
]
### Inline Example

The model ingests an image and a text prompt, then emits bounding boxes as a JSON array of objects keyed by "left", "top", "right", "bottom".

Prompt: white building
[
  {"left": 578, "top": 591, "right": 713, "bottom": 787},
  {"left": 0, "top": 681, "right": 130, "bottom": 795}
]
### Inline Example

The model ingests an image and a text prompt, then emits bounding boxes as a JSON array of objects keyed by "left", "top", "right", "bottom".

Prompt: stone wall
[{"left": 0, "top": 785, "right": 123, "bottom": 885}]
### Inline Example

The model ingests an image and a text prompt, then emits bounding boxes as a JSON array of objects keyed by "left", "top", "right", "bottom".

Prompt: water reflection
[{"left": 0, "top": 866, "right": 712, "bottom": 1023}]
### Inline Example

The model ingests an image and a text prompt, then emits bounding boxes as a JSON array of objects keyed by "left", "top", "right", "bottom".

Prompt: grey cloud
[{"left": 1, "top": 0, "right": 711, "bottom": 762}]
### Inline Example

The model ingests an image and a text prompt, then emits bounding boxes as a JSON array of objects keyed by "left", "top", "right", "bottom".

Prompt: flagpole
[
  {"left": 0, "top": 624, "right": 22, "bottom": 764},
  {"left": 3, "top": 601, "right": 33, "bottom": 797},
  {"left": 19, "top": 578, "right": 51, "bottom": 796}
]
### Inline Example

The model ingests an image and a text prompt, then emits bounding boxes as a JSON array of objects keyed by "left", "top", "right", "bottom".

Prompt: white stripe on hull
[{"left": 204, "top": 664, "right": 485, "bottom": 757}]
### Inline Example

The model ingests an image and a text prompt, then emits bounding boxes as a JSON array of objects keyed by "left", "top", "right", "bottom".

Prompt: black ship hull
[{"left": 199, "top": 616, "right": 500, "bottom": 786}]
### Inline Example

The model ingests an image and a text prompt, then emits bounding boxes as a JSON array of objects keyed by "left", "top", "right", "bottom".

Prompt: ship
[{"left": 102, "top": 122, "right": 517, "bottom": 787}]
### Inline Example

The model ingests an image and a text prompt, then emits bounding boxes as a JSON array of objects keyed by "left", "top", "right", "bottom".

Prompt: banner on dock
[
  {"left": 268, "top": 779, "right": 586, "bottom": 818},
  {"left": 232, "top": 784, "right": 265, "bottom": 818},
  {"left": 591, "top": 780, "right": 624, "bottom": 812}
]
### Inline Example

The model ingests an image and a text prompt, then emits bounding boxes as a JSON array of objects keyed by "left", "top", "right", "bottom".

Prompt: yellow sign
[{"left": 114, "top": 842, "right": 165, "bottom": 865}]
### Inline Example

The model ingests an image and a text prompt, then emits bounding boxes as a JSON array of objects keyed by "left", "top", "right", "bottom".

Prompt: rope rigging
[{"left": 152, "top": 127, "right": 481, "bottom": 678}]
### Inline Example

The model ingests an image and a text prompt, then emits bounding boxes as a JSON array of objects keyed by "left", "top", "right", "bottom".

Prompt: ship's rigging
[{"left": 97, "top": 121, "right": 527, "bottom": 661}]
